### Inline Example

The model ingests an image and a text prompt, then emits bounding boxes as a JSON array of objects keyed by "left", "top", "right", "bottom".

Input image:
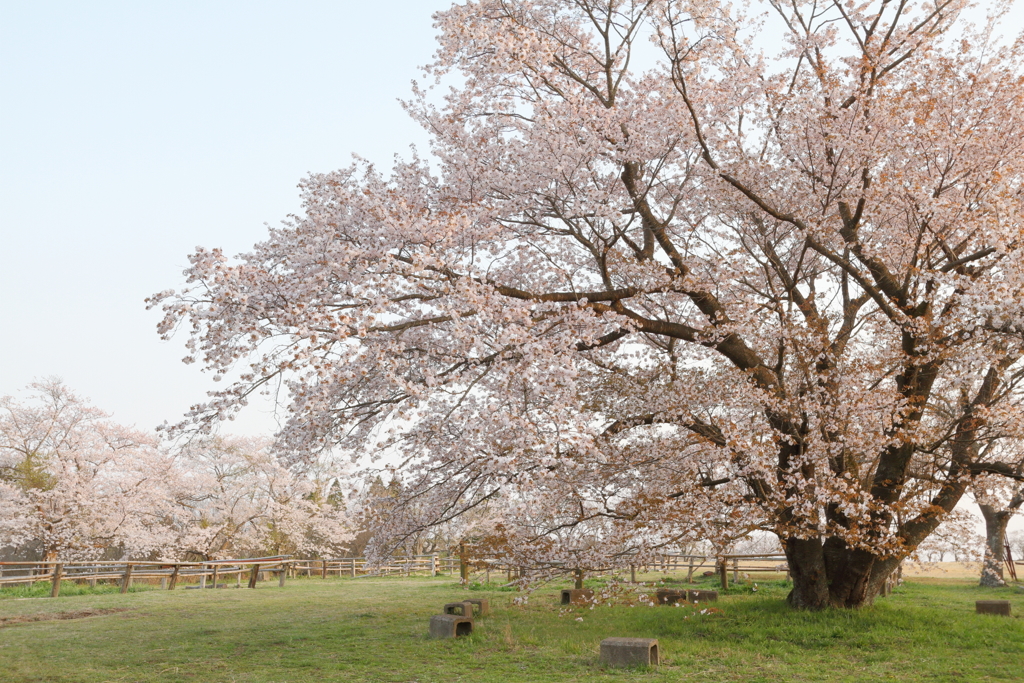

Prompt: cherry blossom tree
[
  {"left": 908, "top": 508, "right": 981, "bottom": 564},
  {"left": 0, "top": 380, "right": 177, "bottom": 561},
  {"left": 973, "top": 475, "right": 1024, "bottom": 586},
  {"left": 167, "top": 436, "right": 352, "bottom": 560},
  {"left": 1007, "top": 529, "right": 1024, "bottom": 559},
  {"left": 152, "top": 0, "right": 1024, "bottom": 608}
]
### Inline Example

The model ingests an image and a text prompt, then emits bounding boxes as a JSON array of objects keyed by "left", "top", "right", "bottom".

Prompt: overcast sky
[{"left": 1, "top": 1, "right": 452, "bottom": 434}]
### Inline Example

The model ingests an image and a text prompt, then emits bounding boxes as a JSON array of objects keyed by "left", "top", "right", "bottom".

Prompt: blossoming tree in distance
[
  {"left": 0, "top": 380, "right": 177, "bottom": 561},
  {"left": 152, "top": 0, "right": 1024, "bottom": 608}
]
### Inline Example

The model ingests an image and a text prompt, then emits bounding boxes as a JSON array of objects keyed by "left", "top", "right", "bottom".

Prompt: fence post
[
  {"left": 279, "top": 562, "right": 288, "bottom": 588},
  {"left": 733, "top": 558, "right": 739, "bottom": 583},
  {"left": 321, "top": 559, "right": 328, "bottom": 579},
  {"left": 248, "top": 564, "right": 261, "bottom": 589},
  {"left": 200, "top": 563, "right": 207, "bottom": 590},
  {"left": 120, "top": 563, "right": 134, "bottom": 595},
  {"left": 211, "top": 564, "right": 220, "bottom": 589},
  {"left": 431, "top": 554, "right": 437, "bottom": 577},
  {"left": 459, "top": 543, "right": 469, "bottom": 583},
  {"left": 574, "top": 569, "right": 584, "bottom": 590},
  {"left": 687, "top": 557, "right": 695, "bottom": 583},
  {"left": 630, "top": 564, "right": 636, "bottom": 583},
  {"left": 718, "top": 559, "right": 729, "bottom": 590},
  {"left": 50, "top": 563, "right": 63, "bottom": 598},
  {"left": 350, "top": 558, "right": 356, "bottom": 578},
  {"left": 169, "top": 564, "right": 180, "bottom": 590}
]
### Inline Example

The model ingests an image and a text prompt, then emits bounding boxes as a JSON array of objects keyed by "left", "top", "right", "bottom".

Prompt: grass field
[{"left": 1, "top": 572, "right": 1022, "bottom": 682}]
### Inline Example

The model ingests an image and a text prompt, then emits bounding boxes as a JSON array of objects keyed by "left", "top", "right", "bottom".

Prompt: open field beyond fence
[{"left": 1, "top": 570, "right": 1023, "bottom": 682}]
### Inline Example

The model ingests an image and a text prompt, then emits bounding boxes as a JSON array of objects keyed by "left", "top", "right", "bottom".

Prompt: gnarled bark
[{"left": 979, "top": 504, "right": 1013, "bottom": 587}]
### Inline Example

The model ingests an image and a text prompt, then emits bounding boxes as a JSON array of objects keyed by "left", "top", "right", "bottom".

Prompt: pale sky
[{"left": 1, "top": 1, "right": 451, "bottom": 434}]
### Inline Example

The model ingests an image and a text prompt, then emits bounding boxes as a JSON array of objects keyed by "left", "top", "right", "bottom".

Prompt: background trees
[
  {"left": 152, "top": 0, "right": 1024, "bottom": 608},
  {"left": 0, "top": 380, "right": 176, "bottom": 560},
  {"left": 168, "top": 436, "right": 352, "bottom": 560},
  {"left": 0, "top": 382, "right": 352, "bottom": 562}
]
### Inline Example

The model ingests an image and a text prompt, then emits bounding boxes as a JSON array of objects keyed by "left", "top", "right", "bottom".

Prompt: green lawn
[{"left": 0, "top": 573, "right": 1021, "bottom": 682}]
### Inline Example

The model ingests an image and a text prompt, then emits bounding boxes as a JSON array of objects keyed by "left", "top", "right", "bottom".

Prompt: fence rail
[
  {"left": 0, "top": 551, "right": 798, "bottom": 597},
  {"left": 0, "top": 554, "right": 472, "bottom": 597}
]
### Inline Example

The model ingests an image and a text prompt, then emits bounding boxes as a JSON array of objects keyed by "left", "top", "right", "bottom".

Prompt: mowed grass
[{"left": 1, "top": 572, "right": 1022, "bottom": 682}]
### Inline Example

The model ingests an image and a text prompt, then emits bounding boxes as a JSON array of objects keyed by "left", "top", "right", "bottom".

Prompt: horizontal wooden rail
[
  {"left": 1, "top": 551, "right": 794, "bottom": 596},
  {"left": 0, "top": 554, "right": 468, "bottom": 592}
]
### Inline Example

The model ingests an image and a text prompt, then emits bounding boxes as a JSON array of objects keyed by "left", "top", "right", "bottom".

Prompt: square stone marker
[
  {"left": 656, "top": 588, "right": 687, "bottom": 605},
  {"left": 976, "top": 600, "right": 1011, "bottom": 616},
  {"left": 463, "top": 598, "right": 490, "bottom": 616},
  {"left": 688, "top": 589, "right": 718, "bottom": 603},
  {"left": 600, "top": 637, "right": 659, "bottom": 667},
  {"left": 560, "top": 588, "right": 594, "bottom": 605},
  {"left": 443, "top": 601, "right": 474, "bottom": 616},
  {"left": 429, "top": 614, "right": 473, "bottom": 638}
]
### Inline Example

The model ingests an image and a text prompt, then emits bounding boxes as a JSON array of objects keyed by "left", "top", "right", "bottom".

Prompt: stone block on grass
[
  {"left": 655, "top": 588, "right": 686, "bottom": 605},
  {"left": 429, "top": 614, "right": 473, "bottom": 638},
  {"left": 687, "top": 589, "right": 718, "bottom": 603},
  {"left": 600, "top": 638, "right": 659, "bottom": 667},
  {"left": 463, "top": 598, "right": 490, "bottom": 616},
  {"left": 443, "top": 601, "right": 474, "bottom": 616},
  {"left": 560, "top": 589, "right": 594, "bottom": 605},
  {"left": 976, "top": 600, "right": 1011, "bottom": 616}
]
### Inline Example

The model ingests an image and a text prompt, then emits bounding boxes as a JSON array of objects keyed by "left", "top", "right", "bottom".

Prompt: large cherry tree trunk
[
  {"left": 976, "top": 488, "right": 1024, "bottom": 587},
  {"left": 978, "top": 504, "right": 1011, "bottom": 587},
  {"left": 783, "top": 539, "right": 904, "bottom": 609}
]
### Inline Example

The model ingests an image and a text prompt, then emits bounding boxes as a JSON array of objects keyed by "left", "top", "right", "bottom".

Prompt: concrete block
[
  {"left": 443, "top": 601, "right": 474, "bottom": 616},
  {"left": 600, "top": 637, "right": 659, "bottom": 667},
  {"left": 688, "top": 589, "right": 718, "bottom": 603},
  {"left": 429, "top": 614, "right": 473, "bottom": 638},
  {"left": 463, "top": 598, "right": 490, "bottom": 616},
  {"left": 656, "top": 588, "right": 686, "bottom": 605},
  {"left": 976, "top": 600, "right": 1011, "bottom": 616},
  {"left": 560, "top": 589, "right": 594, "bottom": 605}
]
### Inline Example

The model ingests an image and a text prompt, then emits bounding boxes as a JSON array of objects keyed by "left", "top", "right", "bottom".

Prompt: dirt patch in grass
[{"left": 0, "top": 608, "right": 129, "bottom": 628}]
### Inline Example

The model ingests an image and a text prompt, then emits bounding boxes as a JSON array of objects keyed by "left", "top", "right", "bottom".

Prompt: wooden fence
[
  {"left": 0, "top": 554, "right": 471, "bottom": 598},
  {"left": 9, "top": 549, "right": 987, "bottom": 598},
  {"left": 608, "top": 552, "right": 791, "bottom": 589},
  {"left": 442, "top": 550, "right": 792, "bottom": 588}
]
